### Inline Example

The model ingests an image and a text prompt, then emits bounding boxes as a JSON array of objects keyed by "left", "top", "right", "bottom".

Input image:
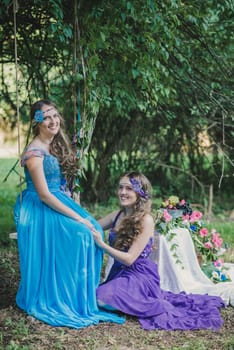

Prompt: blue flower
[
  {"left": 34, "top": 110, "right": 44, "bottom": 123},
  {"left": 220, "top": 273, "right": 227, "bottom": 281},
  {"left": 190, "top": 224, "right": 197, "bottom": 232}
]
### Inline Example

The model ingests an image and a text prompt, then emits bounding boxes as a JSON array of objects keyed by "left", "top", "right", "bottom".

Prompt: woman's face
[
  {"left": 118, "top": 176, "right": 138, "bottom": 208},
  {"left": 38, "top": 104, "right": 61, "bottom": 138}
]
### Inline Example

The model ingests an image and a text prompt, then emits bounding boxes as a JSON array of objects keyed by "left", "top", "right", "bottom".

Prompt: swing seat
[{"left": 9, "top": 232, "right": 17, "bottom": 239}]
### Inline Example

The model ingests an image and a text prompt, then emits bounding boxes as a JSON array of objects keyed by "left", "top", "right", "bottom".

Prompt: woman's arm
[
  {"left": 26, "top": 156, "right": 94, "bottom": 229},
  {"left": 92, "top": 213, "right": 154, "bottom": 266},
  {"left": 98, "top": 210, "right": 120, "bottom": 230}
]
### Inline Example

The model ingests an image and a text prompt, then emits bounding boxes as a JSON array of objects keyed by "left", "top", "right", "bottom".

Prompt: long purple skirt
[{"left": 97, "top": 257, "right": 225, "bottom": 330}]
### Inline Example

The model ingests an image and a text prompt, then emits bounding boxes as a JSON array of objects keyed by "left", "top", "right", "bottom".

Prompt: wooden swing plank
[{"left": 9, "top": 232, "right": 18, "bottom": 239}]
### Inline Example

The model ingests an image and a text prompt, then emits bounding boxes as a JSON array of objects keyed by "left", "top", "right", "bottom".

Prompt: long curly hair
[
  {"left": 30, "top": 100, "right": 79, "bottom": 185},
  {"left": 113, "top": 171, "right": 153, "bottom": 251}
]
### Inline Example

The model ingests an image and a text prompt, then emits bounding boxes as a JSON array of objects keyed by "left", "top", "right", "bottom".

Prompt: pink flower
[
  {"left": 182, "top": 214, "right": 190, "bottom": 221},
  {"left": 189, "top": 211, "right": 203, "bottom": 223},
  {"left": 163, "top": 209, "right": 173, "bottom": 222},
  {"left": 213, "top": 258, "right": 224, "bottom": 268},
  {"left": 199, "top": 228, "right": 209, "bottom": 237},
  {"left": 204, "top": 242, "right": 213, "bottom": 249},
  {"left": 180, "top": 199, "right": 186, "bottom": 205},
  {"left": 211, "top": 233, "right": 223, "bottom": 248}
]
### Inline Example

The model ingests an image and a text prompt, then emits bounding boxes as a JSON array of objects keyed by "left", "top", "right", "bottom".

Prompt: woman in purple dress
[{"left": 92, "top": 171, "right": 225, "bottom": 331}]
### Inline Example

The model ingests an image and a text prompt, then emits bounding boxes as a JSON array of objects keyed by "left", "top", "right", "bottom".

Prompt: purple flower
[
  {"left": 34, "top": 110, "right": 44, "bottom": 123},
  {"left": 129, "top": 177, "right": 149, "bottom": 199}
]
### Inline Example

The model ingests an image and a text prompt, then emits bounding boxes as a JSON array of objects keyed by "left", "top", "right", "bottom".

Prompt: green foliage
[
  {"left": 79, "top": 0, "right": 234, "bottom": 201},
  {"left": 0, "top": 0, "right": 233, "bottom": 203},
  {"left": 0, "top": 159, "right": 20, "bottom": 244}
]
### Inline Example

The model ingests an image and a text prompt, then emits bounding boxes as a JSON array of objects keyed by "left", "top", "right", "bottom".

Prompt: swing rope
[
  {"left": 7, "top": 0, "right": 21, "bottom": 239},
  {"left": 3, "top": 1, "right": 23, "bottom": 195},
  {"left": 69, "top": 0, "right": 84, "bottom": 199},
  {"left": 13, "top": 0, "right": 21, "bottom": 162}
]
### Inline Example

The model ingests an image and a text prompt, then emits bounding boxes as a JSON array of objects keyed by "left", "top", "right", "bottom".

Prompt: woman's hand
[
  {"left": 79, "top": 217, "right": 95, "bottom": 231},
  {"left": 91, "top": 229, "right": 104, "bottom": 248}
]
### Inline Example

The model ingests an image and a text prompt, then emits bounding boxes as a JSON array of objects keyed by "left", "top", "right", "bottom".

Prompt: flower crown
[
  {"left": 129, "top": 177, "right": 149, "bottom": 199},
  {"left": 34, "top": 110, "right": 44, "bottom": 123}
]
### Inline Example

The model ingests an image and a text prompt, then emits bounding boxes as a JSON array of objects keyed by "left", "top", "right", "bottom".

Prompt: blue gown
[{"left": 14, "top": 147, "right": 125, "bottom": 328}]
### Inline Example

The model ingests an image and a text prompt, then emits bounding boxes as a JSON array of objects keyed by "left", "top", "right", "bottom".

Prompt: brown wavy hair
[
  {"left": 113, "top": 171, "right": 153, "bottom": 251},
  {"left": 30, "top": 100, "right": 79, "bottom": 186}
]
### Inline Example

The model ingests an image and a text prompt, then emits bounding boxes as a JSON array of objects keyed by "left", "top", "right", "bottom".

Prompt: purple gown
[{"left": 97, "top": 212, "right": 225, "bottom": 331}]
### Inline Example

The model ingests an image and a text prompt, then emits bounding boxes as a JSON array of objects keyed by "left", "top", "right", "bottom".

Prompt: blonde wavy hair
[
  {"left": 30, "top": 100, "right": 79, "bottom": 186},
  {"left": 113, "top": 171, "right": 153, "bottom": 250}
]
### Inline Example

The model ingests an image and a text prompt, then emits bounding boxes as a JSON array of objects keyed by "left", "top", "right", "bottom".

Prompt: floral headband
[
  {"left": 33, "top": 107, "right": 56, "bottom": 124},
  {"left": 129, "top": 177, "right": 149, "bottom": 199},
  {"left": 32, "top": 110, "right": 44, "bottom": 124}
]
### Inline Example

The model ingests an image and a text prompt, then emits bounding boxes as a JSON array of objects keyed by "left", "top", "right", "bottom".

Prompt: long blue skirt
[{"left": 14, "top": 190, "right": 125, "bottom": 328}]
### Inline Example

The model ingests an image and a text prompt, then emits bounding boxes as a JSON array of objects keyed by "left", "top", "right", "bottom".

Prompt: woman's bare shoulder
[{"left": 143, "top": 213, "right": 155, "bottom": 227}]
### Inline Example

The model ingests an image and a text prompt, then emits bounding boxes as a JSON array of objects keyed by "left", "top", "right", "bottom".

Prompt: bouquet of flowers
[
  {"left": 161, "top": 195, "right": 192, "bottom": 216},
  {"left": 155, "top": 196, "right": 193, "bottom": 264},
  {"left": 155, "top": 208, "right": 183, "bottom": 264},
  {"left": 155, "top": 195, "right": 231, "bottom": 282},
  {"left": 182, "top": 210, "right": 225, "bottom": 263},
  {"left": 155, "top": 196, "right": 192, "bottom": 239},
  {"left": 155, "top": 196, "right": 192, "bottom": 238}
]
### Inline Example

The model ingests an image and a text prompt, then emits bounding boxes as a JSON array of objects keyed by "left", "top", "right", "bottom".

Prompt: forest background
[{"left": 0, "top": 0, "right": 234, "bottom": 240}]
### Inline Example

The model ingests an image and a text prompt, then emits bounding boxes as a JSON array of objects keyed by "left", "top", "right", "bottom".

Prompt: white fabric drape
[{"left": 158, "top": 228, "right": 234, "bottom": 306}]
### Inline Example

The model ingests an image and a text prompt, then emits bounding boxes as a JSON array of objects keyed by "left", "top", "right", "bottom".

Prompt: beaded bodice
[{"left": 21, "top": 148, "right": 62, "bottom": 192}]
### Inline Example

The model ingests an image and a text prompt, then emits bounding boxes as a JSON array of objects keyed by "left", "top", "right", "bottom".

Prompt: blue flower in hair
[{"left": 34, "top": 110, "right": 44, "bottom": 123}]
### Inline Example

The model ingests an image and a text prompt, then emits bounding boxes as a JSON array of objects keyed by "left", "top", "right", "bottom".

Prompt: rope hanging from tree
[
  {"left": 3, "top": 0, "right": 24, "bottom": 198},
  {"left": 6, "top": 0, "right": 22, "bottom": 240},
  {"left": 69, "top": 0, "right": 84, "bottom": 199}
]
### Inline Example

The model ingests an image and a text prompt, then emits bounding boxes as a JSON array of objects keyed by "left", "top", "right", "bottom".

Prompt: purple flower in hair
[
  {"left": 130, "top": 177, "right": 149, "bottom": 199},
  {"left": 34, "top": 110, "right": 44, "bottom": 123}
]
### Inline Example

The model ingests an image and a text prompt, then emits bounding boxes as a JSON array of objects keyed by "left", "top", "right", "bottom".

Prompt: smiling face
[
  {"left": 37, "top": 104, "right": 61, "bottom": 138},
  {"left": 118, "top": 176, "right": 138, "bottom": 208}
]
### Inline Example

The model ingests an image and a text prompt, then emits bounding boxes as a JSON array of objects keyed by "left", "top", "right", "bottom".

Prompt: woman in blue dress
[
  {"left": 92, "top": 171, "right": 225, "bottom": 331},
  {"left": 14, "top": 99, "right": 125, "bottom": 328}
]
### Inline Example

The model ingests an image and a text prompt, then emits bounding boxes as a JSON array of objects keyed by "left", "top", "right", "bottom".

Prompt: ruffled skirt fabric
[
  {"left": 14, "top": 190, "right": 125, "bottom": 328},
  {"left": 97, "top": 257, "right": 225, "bottom": 330}
]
